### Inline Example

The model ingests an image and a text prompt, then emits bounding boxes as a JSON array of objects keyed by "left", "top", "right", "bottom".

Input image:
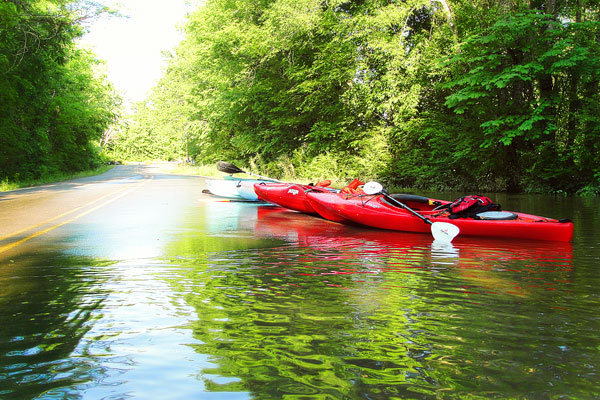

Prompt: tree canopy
[
  {"left": 7, "top": 0, "right": 599, "bottom": 194},
  {"left": 0, "top": 0, "right": 120, "bottom": 181}
]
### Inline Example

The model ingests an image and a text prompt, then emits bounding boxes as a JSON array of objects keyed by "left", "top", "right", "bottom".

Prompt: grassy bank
[
  {"left": 159, "top": 163, "right": 341, "bottom": 185},
  {"left": 157, "top": 163, "right": 225, "bottom": 179},
  {"left": 159, "top": 162, "right": 403, "bottom": 192},
  {"left": 0, "top": 165, "right": 114, "bottom": 192}
]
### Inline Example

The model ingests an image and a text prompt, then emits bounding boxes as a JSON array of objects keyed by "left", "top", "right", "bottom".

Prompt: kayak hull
[
  {"left": 253, "top": 183, "right": 347, "bottom": 221},
  {"left": 236, "top": 181, "right": 261, "bottom": 201},
  {"left": 206, "top": 178, "right": 271, "bottom": 201},
  {"left": 305, "top": 192, "right": 574, "bottom": 242},
  {"left": 206, "top": 179, "right": 242, "bottom": 199},
  {"left": 303, "top": 192, "right": 352, "bottom": 223}
]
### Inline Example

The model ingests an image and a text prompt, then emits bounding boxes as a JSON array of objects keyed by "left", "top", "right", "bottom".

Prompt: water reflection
[
  {"left": 159, "top": 205, "right": 589, "bottom": 399},
  {"left": 1, "top": 197, "right": 597, "bottom": 400},
  {"left": 0, "top": 252, "right": 113, "bottom": 399}
]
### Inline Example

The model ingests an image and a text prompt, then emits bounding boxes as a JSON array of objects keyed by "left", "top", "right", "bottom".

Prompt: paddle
[
  {"left": 363, "top": 181, "right": 460, "bottom": 243},
  {"left": 216, "top": 161, "right": 282, "bottom": 182}
]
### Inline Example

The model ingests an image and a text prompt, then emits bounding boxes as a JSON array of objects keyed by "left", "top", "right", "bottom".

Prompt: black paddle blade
[{"left": 217, "top": 161, "right": 245, "bottom": 174}]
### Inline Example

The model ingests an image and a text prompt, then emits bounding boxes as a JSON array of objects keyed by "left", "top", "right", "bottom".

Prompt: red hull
[
  {"left": 305, "top": 192, "right": 574, "bottom": 242},
  {"left": 253, "top": 183, "right": 335, "bottom": 216}
]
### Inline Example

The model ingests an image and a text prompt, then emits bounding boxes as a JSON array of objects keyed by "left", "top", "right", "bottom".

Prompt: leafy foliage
[
  {"left": 443, "top": 11, "right": 600, "bottom": 192},
  {"left": 0, "top": 0, "right": 120, "bottom": 181},
  {"left": 105, "top": 0, "right": 600, "bottom": 193}
]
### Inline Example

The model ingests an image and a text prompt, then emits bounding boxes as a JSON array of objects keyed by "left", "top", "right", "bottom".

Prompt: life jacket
[
  {"left": 341, "top": 179, "right": 365, "bottom": 194},
  {"left": 445, "top": 195, "right": 501, "bottom": 219},
  {"left": 314, "top": 180, "right": 331, "bottom": 187}
]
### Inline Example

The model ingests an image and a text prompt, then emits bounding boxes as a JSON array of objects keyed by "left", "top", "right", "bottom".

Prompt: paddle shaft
[
  {"left": 381, "top": 191, "right": 432, "bottom": 225},
  {"left": 364, "top": 180, "right": 458, "bottom": 242}
]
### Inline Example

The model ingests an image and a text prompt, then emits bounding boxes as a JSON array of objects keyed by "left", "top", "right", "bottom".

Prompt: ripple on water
[{"left": 1, "top": 201, "right": 598, "bottom": 399}]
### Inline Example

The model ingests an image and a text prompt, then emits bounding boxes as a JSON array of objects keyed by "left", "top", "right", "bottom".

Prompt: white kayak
[{"left": 206, "top": 177, "right": 273, "bottom": 201}]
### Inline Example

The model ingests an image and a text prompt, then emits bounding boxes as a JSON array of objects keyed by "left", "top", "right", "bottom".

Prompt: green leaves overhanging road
[
  {"left": 110, "top": 0, "right": 599, "bottom": 194},
  {"left": 0, "top": 0, "right": 120, "bottom": 182},
  {"left": 3, "top": 0, "right": 599, "bottom": 194}
]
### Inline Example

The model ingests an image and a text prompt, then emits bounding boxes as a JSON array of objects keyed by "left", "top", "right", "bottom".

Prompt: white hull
[
  {"left": 236, "top": 181, "right": 260, "bottom": 201},
  {"left": 206, "top": 179, "right": 243, "bottom": 199},
  {"left": 206, "top": 178, "right": 269, "bottom": 201}
]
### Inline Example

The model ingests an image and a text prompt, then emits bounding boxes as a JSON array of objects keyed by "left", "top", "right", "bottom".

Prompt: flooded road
[{"left": 1, "top": 165, "right": 599, "bottom": 399}]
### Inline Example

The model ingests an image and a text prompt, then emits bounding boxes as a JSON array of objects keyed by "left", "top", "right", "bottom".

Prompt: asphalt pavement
[{"left": 0, "top": 164, "right": 209, "bottom": 261}]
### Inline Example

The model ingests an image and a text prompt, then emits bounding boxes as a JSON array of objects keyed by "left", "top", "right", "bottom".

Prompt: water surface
[{"left": 1, "top": 189, "right": 598, "bottom": 399}]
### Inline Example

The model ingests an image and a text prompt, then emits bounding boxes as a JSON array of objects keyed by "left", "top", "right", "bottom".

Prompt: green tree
[
  {"left": 443, "top": 11, "right": 600, "bottom": 192},
  {"left": 0, "top": 0, "right": 120, "bottom": 181},
  {"left": 117, "top": 0, "right": 600, "bottom": 193}
]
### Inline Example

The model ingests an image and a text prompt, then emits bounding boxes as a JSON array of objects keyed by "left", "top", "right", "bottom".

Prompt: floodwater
[{"left": 1, "top": 182, "right": 599, "bottom": 399}]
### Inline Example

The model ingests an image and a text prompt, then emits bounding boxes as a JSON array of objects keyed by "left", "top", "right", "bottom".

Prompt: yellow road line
[
  {"left": 1, "top": 189, "right": 122, "bottom": 243},
  {"left": 0, "top": 177, "right": 151, "bottom": 255}
]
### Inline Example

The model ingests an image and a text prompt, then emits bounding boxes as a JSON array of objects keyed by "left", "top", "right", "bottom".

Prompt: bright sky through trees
[{"left": 80, "top": 0, "right": 195, "bottom": 106}]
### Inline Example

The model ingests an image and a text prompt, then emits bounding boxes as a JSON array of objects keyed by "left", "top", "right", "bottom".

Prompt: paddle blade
[
  {"left": 431, "top": 222, "right": 459, "bottom": 243},
  {"left": 217, "top": 161, "right": 245, "bottom": 174}
]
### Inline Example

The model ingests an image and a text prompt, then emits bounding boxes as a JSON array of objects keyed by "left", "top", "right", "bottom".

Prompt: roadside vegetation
[
  {"left": 104, "top": 0, "right": 600, "bottom": 195},
  {"left": 160, "top": 161, "right": 354, "bottom": 189},
  {"left": 0, "top": 0, "right": 121, "bottom": 189}
]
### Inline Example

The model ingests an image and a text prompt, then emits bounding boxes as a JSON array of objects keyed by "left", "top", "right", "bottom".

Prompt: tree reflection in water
[
  {"left": 0, "top": 252, "right": 113, "bottom": 400},
  {"left": 164, "top": 206, "right": 583, "bottom": 399}
]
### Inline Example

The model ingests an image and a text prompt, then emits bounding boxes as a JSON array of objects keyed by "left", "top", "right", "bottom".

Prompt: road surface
[{"left": 0, "top": 164, "right": 209, "bottom": 261}]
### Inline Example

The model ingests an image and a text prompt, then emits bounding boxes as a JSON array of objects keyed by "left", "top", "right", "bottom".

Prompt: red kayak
[
  {"left": 305, "top": 191, "right": 574, "bottom": 242},
  {"left": 253, "top": 182, "right": 347, "bottom": 222}
]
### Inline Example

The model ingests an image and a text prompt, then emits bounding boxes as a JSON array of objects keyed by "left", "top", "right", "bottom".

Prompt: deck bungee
[{"left": 304, "top": 191, "right": 574, "bottom": 242}]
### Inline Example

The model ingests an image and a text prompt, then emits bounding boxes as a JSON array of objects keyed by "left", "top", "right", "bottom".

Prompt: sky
[{"left": 80, "top": 0, "right": 198, "bottom": 106}]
